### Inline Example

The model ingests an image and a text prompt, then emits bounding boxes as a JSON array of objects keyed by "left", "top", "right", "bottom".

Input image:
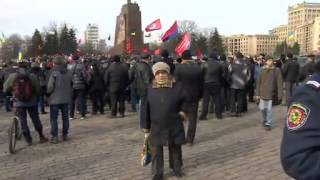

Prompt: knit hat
[
  {"left": 152, "top": 62, "right": 170, "bottom": 75},
  {"left": 53, "top": 56, "right": 66, "bottom": 66}
]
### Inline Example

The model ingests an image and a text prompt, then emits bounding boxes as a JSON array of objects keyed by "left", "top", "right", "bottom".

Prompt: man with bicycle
[{"left": 4, "top": 59, "right": 48, "bottom": 146}]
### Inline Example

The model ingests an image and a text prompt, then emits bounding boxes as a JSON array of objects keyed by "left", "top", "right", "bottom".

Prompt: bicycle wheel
[{"left": 8, "top": 117, "right": 18, "bottom": 154}]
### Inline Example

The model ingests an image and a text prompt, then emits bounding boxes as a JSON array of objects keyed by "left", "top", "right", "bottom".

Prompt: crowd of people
[{"left": 0, "top": 49, "right": 317, "bottom": 179}]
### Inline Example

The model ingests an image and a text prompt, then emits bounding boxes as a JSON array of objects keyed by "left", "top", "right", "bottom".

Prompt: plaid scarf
[{"left": 152, "top": 77, "right": 175, "bottom": 89}]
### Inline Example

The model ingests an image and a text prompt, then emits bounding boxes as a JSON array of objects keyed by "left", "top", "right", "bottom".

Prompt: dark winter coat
[
  {"left": 104, "top": 62, "right": 129, "bottom": 93},
  {"left": 129, "top": 61, "right": 153, "bottom": 97},
  {"left": 229, "top": 59, "right": 251, "bottom": 90},
  {"left": 88, "top": 66, "right": 104, "bottom": 93},
  {"left": 299, "top": 61, "right": 316, "bottom": 82},
  {"left": 282, "top": 59, "right": 300, "bottom": 83},
  {"left": 201, "top": 59, "right": 223, "bottom": 85},
  {"left": 281, "top": 73, "right": 320, "bottom": 180},
  {"left": 140, "top": 81, "right": 187, "bottom": 146},
  {"left": 47, "top": 66, "right": 72, "bottom": 105},
  {"left": 3, "top": 68, "right": 40, "bottom": 107},
  {"left": 70, "top": 62, "right": 88, "bottom": 90},
  {"left": 174, "top": 60, "right": 204, "bottom": 102},
  {"left": 220, "top": 61, "right": 230, "bottom": 87}
]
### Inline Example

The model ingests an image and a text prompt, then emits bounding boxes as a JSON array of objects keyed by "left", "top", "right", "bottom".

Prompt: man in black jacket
[
  {"left": 104, "top": 55, "right": 129, "bottom": 118},
  {"left": 129, "top": 54, "right": 153, "bottom": 113},
  {"left": 88, "top": 62, "right": 105, "bottom": 115},
  {"left": 299, "top": 54, "right": 316, "bottom": 82},
  {"left": 174, "top": 50, "right": 204, "bottom": 146},
  {"left": 70, "top": 56, "right": 88, "bottom": 120},
  {"left": 199, "top": 53, "right": 224, "bottom": 120},
  {"left": 282, "top": 53, "right": 300, "bottom": 105}
]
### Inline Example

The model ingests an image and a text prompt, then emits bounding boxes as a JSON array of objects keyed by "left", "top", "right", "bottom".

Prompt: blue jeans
[
  {"left": 38, "top": 96, "right": 46, "bottom": 113},
  {"left": 50, "top": 104, "right": 69, "bottom": 137},
  {"left": 259, "top": 99, "right": 273, "bottom": 126},
  {"left": 16, "top": 105, "right": 43, "bottom": 141}
]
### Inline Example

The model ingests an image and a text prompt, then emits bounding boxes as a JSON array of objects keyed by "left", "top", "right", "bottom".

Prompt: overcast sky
[{"left": 0, "top": 0, "right": 316, "bottom": 43}]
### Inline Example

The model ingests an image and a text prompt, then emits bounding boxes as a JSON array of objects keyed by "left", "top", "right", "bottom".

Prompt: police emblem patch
[{"left": 287, "top": 103, "right": 310, "bottom": 131}]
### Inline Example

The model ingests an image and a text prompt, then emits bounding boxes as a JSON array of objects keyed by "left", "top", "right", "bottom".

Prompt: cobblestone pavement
[{"left": 0, "top": 104, "right": 292, "bottom": 180}]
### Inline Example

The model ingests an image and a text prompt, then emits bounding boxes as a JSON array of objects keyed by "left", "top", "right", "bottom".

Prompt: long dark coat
[{"left": 140, "top": 82, "right": 187, "bottom": 146}]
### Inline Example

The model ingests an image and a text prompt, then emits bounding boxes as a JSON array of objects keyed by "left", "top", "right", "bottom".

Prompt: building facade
[
  {"left": 98, "top": 39, "right": 107, "bottom": 52},
  {"left": 225, "top": 34, "right": 278, "bottom": 57},
  {"left": 85, "top": 24, "right": 99, "bottom": 50},
  {"left": 288, "top": 2, "right": 320, "bottom": 54},
  {"left": 270, "top": 25, "right": 288, "bottom": 42},
  {"left": 313, "top": 16, "right": 320, "bottom": 53}
]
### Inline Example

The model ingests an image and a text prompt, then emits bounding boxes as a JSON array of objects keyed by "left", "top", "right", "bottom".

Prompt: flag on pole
[
  {"left": 197, "top": 48, "right": 203, "bottom": 60},
  {"left": 0, "top": 33, "right": 5, "bottom": 44},
  {"left": 161, "top": 21, "right": 178, "bottom": 42},
  {"left": 145, "top": 19, "right": 162, "bottom": 32},
  {"left": 18, "top": 49, "right": 23, "bottom": 60},
  {"left": 154, "top": 48, "right": 161, "bottom": 55},
  {"left": 288, "top": 32, "right": 295, "bottom": 40},
  {"left": 126, "top": 39, "right": 133, "bottom": 54},
  {"left": 175, "top": 32, "right": 191, "bottom": 56},
  {"left": 142, "top": 47, "right": 149, "bottom": 54}
]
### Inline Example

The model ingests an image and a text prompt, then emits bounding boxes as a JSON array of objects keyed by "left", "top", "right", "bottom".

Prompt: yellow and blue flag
[
  {"left": 0, "top": 33, "right": 5, "bottom": 44},
  {"left": 18, "top": 50, "right": 23, "bottom": 60},
  {"left": 288, "top": 32, "right": 295, "bottom": 40}
]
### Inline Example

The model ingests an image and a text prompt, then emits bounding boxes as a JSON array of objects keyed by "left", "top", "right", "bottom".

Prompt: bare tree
[{"left": 178, "top": 20, "right": 198, "bottom": 34}]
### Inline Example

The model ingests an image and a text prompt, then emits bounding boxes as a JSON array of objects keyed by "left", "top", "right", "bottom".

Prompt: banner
[
  {"left": 161, "top": 21, "right": 178, "bottom": 42},
  {"left": 126, "top": 39, "right": 133, "bottom": 54},
  {"left": 145, "top": 19, "right": 162, "bottom": 32},
  {"left": 175, "top": 32, "right": 191, "bottom": 56}
]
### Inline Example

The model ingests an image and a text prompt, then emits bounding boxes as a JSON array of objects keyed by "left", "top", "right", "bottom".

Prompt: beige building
[
  {"left": 85, "top": 24, "right": 99, "bottom": 50},
  {"left": 270, "top": 25, "right": 288, "bottom": 42},
  {"left": 288, "top": 2, "right": 320, "bottom": 54},
  {"left": 225, "top": 34, "right": 278, "bottom": 56},
  {"left": 313, "top": 17, "right": 320, "bottom": 53}
]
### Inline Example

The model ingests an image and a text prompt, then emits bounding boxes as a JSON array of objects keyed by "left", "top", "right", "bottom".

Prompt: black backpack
[{"left": 14, "top": 73, "right": 33, "bottom": 102}]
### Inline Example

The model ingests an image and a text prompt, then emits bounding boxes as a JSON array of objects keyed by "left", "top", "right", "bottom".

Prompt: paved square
[{"left": 0, "top": 104, "right": 292, "bottom": 180}]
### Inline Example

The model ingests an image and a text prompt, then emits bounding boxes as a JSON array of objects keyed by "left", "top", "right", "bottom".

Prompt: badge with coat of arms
[{"left": 287, "top": 103, "right": 310, "bottom": 131}]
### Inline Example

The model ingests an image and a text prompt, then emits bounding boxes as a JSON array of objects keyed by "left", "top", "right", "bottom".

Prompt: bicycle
[{"left": 7, "top": 97, "right": 22, "bottom": 154}]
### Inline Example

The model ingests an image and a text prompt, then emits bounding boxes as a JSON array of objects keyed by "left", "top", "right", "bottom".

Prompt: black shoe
[
  {"left": 186, "top": 142, "right": 193, "bottom": 147},
  {"left": 41, "top": 112, "right": 48, "bottom": 115},
  {"left": 39, "top": 135, "right": 48, "bottom": 143},
  {"left": 120, "top": 114, "right": 125, "bottom": 118},
  {"left": 216, "top": 115, "right": 223, "bottom": 120},
  {"left": 91, "top": 112, "right": 97, "bottom": 115},
  {"left": 199, "top": 117, "right": 208, "bottom": 121},
  {"left": 264, "top": 125, "right": 272, "bottom": 131},
  {"left": 50, "top": 136, "right": 58, "bottom": 144},
  {"left": 173, "top": 170, "right": 184, "bottom": 178},
  {"left": 62, "top": 135, "right": 68, "bottom": 141},
  {"left": 229, "top": 112, "right": 237, "bottom": 117},
  {"left": 25, "top": 139, "right": 33, "bottom": 146},
  {"left": 109, "top": 115, "right": 116, "bottom": 119},
  {"left": 152, "top": 174, "right": 163, "bottom": 180}
]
